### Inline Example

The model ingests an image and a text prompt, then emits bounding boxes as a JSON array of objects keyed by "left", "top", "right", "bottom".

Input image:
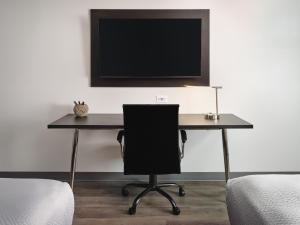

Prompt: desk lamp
[{"left": 206, "top": 86, "right": 222, "bottom": 120}]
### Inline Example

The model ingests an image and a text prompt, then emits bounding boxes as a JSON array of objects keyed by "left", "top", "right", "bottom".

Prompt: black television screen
[
  {"left": 98, "top": 19, "right": 201, "bottom": 78},
  {"left": 91, "top": 10, "right": 209, "bottom": 87}
]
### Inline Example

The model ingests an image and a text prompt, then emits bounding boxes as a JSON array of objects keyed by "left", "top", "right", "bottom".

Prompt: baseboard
[{"left": 0, "top": 171, "right": 299, "bottom": 182}]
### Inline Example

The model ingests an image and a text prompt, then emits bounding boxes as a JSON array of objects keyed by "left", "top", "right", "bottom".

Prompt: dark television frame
[{"left": 91, "top": 9, "right": 210, "bottom": 87}]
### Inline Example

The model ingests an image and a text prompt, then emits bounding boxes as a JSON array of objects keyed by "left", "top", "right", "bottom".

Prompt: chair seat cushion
[
  {"left": 0, "top": 178, "right": 74, "bottom": 225},
  {"left": 226, "top": 175, "right": 300, "bottom": 225}
]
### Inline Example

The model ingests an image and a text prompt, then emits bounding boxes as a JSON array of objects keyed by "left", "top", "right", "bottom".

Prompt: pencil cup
[{"left": 73, "top": 101, "right": 89, "bottom": 117}]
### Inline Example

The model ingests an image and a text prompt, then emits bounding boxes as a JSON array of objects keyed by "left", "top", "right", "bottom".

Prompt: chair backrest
[{"left": 123, "top": 104, "right": 181, "bottom": 175}]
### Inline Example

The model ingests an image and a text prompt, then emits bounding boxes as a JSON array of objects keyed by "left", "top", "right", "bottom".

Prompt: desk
[{"left": 48, "top": 114, "right": 253, "bottom": 188}]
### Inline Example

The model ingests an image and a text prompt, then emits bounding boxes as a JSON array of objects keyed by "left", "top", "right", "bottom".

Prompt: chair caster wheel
[
  {"left": 179, "top": 187, "right": 185, "bottom": 197},
  {"left": 128, "top": 207, "right": 136, "bottom": 215},
  {"left": 122, "top": 188, "right": 129, "bottom": 196},
  {"left": 173, "top": 207, "right": 180, "bottom": 215}
]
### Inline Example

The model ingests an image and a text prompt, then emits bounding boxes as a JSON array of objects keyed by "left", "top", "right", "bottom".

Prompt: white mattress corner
[
  {"left": 0, "top": 178, "right": 74, "bottom": 225},
  {"left": 226, "top": 174, "right": 300, "bottom": 225}
]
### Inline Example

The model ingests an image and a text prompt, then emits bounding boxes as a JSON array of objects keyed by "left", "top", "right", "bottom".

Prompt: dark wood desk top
[{"left": 48, "top": 114, "right": 253, "bottom": 130}]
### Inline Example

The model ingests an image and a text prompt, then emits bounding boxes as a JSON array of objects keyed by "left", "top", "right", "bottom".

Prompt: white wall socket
[{"left": 156, "top": 95, "right": 168, "bottom": 103}]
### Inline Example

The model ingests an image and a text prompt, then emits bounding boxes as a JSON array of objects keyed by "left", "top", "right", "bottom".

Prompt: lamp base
[{"left": 205, "top": 113, "right": 220, "bottom": 120}]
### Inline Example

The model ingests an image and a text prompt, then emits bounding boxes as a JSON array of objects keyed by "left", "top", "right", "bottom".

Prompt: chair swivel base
[{"left": 121, "top": 175, "right": 185, "bottom": 215}]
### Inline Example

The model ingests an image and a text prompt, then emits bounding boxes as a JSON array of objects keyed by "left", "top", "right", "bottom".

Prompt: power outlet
[{"left": 156, "top": 95, "right": 168, "bottom": 103}]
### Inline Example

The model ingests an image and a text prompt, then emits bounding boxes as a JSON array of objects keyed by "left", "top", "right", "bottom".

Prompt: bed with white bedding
[
  {"left": 0, "top": 178, "right": 74, "bottom": 225},
  {"left": 226, "top": 175, "right": 300, "bottom": 225}
]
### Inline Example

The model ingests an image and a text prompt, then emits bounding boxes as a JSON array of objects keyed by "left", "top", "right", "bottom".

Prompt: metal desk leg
[
  {"left": 70, "top": 128, "right": 79, "bottom": 189},
  {"left": 222, "top": 129, "right": 230, "bottom": 182}
]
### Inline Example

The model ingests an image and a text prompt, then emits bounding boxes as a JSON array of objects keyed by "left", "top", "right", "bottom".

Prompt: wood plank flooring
[{"left": 73, "top": 181, "right": 230, "bottom": 225}]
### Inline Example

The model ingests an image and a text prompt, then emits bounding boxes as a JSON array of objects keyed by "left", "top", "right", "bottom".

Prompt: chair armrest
[
  {"left": 179, "top": 130, "right": 187, "bottom": 159},
  {"left": 180, "top": 130, "right": 187, "bottom": 143},
  {"left": 117, "top": 130, "right": 124, "bottom": 144},
  {"left": 117, "top": 130, "right": 125, "bottom": 159}
]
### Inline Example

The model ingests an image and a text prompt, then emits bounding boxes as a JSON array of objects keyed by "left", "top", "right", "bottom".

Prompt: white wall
[{"left": 0, "top": 0, "right": 300, "bottom": 172}]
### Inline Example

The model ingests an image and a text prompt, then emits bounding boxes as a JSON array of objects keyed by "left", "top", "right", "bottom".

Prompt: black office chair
[{"left": 116, "top": 104, "right": 187, "bottom": 215}]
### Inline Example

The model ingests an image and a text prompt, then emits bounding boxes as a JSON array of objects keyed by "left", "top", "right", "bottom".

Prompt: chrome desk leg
[
  {"left": 222, "top": 129, "right": 230, "bottom": 182},
  {"left": 70, "top": 128, "right": 79, "bottom": 189}
]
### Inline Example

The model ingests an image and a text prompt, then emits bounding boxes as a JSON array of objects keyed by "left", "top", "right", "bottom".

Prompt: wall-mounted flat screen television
[{"left": 91, "top": 10, "right": 209, "bottom": 87}]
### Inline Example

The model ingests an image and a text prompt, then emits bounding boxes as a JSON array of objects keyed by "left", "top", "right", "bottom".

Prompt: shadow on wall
[
  {"left": 45, "top": 104, "right": 122, "bottom": 171},
  {"left": 79, "top": 15, "right": 90, "bottom": 81},
  {"left": 76, "top": 130, "right": 122, "bottom": 171}
]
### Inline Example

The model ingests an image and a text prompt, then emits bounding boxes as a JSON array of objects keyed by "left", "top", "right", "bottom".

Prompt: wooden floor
[{"left": 73, "top": 181, "right": 230, "bottom": 225}]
